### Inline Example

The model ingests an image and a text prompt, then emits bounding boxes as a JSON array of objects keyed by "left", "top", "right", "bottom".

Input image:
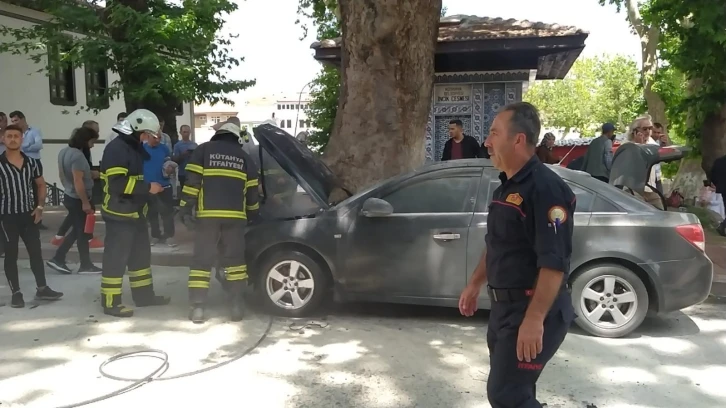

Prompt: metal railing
[{"left": 45, "top": 182, "right": 65, "bottom": 207}]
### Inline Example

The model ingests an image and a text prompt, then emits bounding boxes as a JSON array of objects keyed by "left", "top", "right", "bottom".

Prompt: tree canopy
[
  {"left": 524, "top": 55, "right": 643, "bottom": 136},
  {"left": 0, "top": 0, "right": 254, "bottom": 138}
]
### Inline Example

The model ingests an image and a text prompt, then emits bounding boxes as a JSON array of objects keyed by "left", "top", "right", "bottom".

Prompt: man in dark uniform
[
  {"left": 459, "top": 102, "right": 576, "bottom": 408},
  {"left": 178, "top": 122, "right": 260, "bottom": 324},
  {"left": 100, "top": 109, "right": 171, "bottom": 318}
]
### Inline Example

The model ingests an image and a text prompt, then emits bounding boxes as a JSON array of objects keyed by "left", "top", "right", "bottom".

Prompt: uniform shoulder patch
[
  {"left": 506, "top": 193, "right": 523, "bottom": 206},
  {"left": 547, "top": 206, "right": 568, "bottom": 224}
]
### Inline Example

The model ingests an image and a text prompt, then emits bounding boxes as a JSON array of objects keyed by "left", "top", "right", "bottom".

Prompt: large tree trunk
[
  {"left": 323, "top": 0, "right": 442, "bottom": 201},
  {"left": 700, "top": 102, "right": 726, "bottom": 176},
  {"left": 625, "top": 0, "right": 668, "bottom": 131}
]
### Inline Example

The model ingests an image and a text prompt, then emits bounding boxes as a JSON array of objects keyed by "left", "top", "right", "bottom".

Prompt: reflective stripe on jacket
[
  {"left": 179, "top": 137, "right": 260, "bottom": 220},
  {"left": 99, "top": 136, "right": 149, "bottom": 221}
]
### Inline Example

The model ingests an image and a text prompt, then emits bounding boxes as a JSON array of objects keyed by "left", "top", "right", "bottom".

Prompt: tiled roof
[{"left": 311, "top": 14, "right": 588, "bottom": 49}]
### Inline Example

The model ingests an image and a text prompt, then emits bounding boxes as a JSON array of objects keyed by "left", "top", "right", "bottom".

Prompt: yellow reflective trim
[
  {"left": 189, "top": 270, "right": 211, "bottom": 278},
  {"left": 186, "top": 163, "right": 203, "bottom": 174},
  {"left": 102, "top": 277, "right": 123, "bottom": 284},
  {"left": 102, "top": 204, "right": 139, "bottom": 219},
  {"left": 128, "top": 268, "right": 151, "bottom": 278},
  {"left": 182, "top": 185, "right": 200, "bottom": 196},
  {"left": 129, "top": 278, "right": 152, "bottom": 288},
  {"left": 124, "top": 178, "right": 136, "bottom": 194},
  {"left": 179, "top": 200, "right": 187, "bottom": 207},
  {"left": 203, "top": 168, "right": 247, "bottom": 180},
  {"left": 188, "top": 281, "right": 210, "bottom": 289},
  {"left": 246, "top": 179, "right": 259, "bottom": 188},
  {"left": 105, "top": 167, "right": 128, "bottom": 176},
  {"left": 196, "top": 210, "right": 247, "bottom": 219},
  {"left": 101, "top": 288, "right": 122, "bottom": 295},
  {"left": 226, "top": 273, "right": 248, "bottom": 281},
  {"left": 226, "top": 265, "right": 247, "bottom": 272},
  {"left": 247, "top": 203, "right": 259, "bottom": 211}
]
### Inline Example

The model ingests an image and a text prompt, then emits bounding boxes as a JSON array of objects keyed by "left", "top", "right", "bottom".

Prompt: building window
[
  {"left": 300, "top": 120, "right": 305, "bottom": 128},
  {"left": 279, "top": 120, "right": 285, "bottom": 128},
  {"left": 286, "top": 119, "right": 292, "bottom": 128},
  {"left": 48, "top": 45, "right": 76, "bottom": 106},
  {"left": 306, "top": 120, "right": 311, "bottom": 128},
  {"left": 277, "top": 104, "right": 282, "bottom": 110},
  {"left": 211, "top": 116, "right": 221, "bottom": 124},
  {"left": 198, "top": 115, "right": 207, "bottom": 123},
  {"left": 84, "top": 65, "right": 108, "bottom": 109},
  {"left": 175, "top": 103, "right": 184, "bottom": 115}
]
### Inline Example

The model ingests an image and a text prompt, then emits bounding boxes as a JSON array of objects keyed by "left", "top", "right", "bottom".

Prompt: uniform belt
[{"left": 487, "top": 286, "right": 534, "bottom": 302}]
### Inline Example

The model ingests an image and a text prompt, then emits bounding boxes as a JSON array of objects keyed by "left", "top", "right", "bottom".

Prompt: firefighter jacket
[
  {"left": 180, "top": 133, "right": 260, "bottom": 221},
  {"left": 99, "top": 134, "right": 150, "bottom": 221}
]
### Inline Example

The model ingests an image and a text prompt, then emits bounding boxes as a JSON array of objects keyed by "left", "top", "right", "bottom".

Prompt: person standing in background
[
  {"left": 46, "top": 127, "right": 103, "bottom": 275},
  {"left": 10, "top": 111, "right": 47, "bottom": 230},
  {"left": 52, "top": 120, "right": 103, "bottom": 249},
  {"left": 157, "top": 119, "right": 173, "bottom": 149},
  {"left": 441, "top": 119, "right": 484, "bottom": 161},
  {"left": 535, "top": 132, "right": 561, "bottom": 164},
  {"left": 143, "top": 132, "right": 177, "bottom": 247},
  {"left": 581, "top": 123, "right": 616, "bottom": 183},
  {"left": 0, "top": 124, "right": 63, "bottom": 308},
  {"left": 648, "top": 122, "right": 665, "bottom": 193},
  {"left": 172, "top": 124, "right": 197, "bottom": 191},
  {"left": 104, "top": 112, "right": 127, "bottom": 150}
]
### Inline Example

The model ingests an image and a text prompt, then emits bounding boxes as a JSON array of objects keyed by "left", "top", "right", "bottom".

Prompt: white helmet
[{"left": 113, "top": 109, "right": 160, "bottom": 136}]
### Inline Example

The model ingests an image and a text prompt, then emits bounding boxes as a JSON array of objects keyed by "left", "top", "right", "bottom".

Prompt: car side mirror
[{"left": 361, "top": 198, "right": 393, "bottom": 217}]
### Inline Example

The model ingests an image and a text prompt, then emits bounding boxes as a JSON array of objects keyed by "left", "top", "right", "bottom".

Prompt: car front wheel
[
  {"left": 570, "top": 264, "right": 649, "bottom": 338},
  {"left": 257, "top": 250, "right": 328, "bottom": 317}
]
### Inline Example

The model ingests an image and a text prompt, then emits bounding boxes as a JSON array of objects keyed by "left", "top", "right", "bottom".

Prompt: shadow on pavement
[{"left": 0, "top": 262, "right": 725, "bottom": 407}]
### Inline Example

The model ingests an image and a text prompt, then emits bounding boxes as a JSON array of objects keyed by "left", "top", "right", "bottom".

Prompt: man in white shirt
[{"left": 105, "top": 112, "right": 127, "bottom": 149}]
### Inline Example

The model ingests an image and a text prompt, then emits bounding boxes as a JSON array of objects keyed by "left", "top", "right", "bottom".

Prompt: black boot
[
  {"left": 134, "top": 293, "right": 171, "bottom": 307},
  {"left": 230, "top": 293, "right": 246, "bottom": 322},
  {"left": 189, "top": 305, "right": 205, "bottom": 324}
]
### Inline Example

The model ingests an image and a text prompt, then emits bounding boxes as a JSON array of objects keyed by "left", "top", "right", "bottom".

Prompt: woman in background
[{"left": 536, "top": 132, "right": 560, "bottom": 164}]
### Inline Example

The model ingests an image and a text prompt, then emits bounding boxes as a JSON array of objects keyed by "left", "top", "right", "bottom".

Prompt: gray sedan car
[{"left": 246, "top": 125, "right": 713, "bottom": 338}]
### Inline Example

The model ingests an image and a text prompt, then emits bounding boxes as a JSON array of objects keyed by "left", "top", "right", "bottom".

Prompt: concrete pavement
[{"left": 1, "top": 262, "right": 726, "bottom": 408}]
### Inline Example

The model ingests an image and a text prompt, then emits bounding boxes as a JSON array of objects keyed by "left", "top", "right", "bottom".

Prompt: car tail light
[{"left": 676, "top": 224, "right": 706, "bottom": 252}]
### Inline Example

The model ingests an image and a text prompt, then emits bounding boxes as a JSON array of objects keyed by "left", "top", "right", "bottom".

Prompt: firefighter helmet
[{"left": 113, "top": 109, "right": 160, "bottom": 136}]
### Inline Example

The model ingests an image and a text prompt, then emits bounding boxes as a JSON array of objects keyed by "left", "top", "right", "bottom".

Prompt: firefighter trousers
[
  {"left": 101, "top": 218, "right": 157, "bottom": 309},
  {"left": 189, "top": 219, "right": 248, "bottom": 304}
]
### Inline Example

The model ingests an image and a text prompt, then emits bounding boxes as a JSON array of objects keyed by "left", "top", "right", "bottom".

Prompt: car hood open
[
  {"left": 252, "top": 124, "right": 342, "bottom": 209},
  {"left": 609, "top": 143, "right": 690, "bottom": 194}
]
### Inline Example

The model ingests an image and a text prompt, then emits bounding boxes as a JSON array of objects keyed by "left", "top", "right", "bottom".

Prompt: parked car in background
[{"left": 245, "top": 124, "right": 713, "bottom": 338}]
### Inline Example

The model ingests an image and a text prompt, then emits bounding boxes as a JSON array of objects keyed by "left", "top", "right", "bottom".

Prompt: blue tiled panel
[{"left": 482, "top": 83, "right": 506, "bottom": 144}]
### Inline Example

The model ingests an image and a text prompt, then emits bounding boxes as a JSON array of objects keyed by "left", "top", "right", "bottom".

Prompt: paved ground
[{"left": 1, "top": 263, "right": 725, "bottom": 408}]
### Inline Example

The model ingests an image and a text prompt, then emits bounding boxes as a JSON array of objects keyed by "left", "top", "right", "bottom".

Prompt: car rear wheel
[
  {"left": 257, "top": 250, "right": 328, "bottom": 317},
  {"left": 570, "top": 264, "right": 649, "bottom": 338}
]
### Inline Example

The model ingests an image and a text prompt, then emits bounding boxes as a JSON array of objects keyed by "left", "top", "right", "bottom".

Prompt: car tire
[
  {"left": 570, "top": 263, "right": 649, "bottom": 338},
  {"left": 256, "top": 250, "right": 329, "bottom": 317}
]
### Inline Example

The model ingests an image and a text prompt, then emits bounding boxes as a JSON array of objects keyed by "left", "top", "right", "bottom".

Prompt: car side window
[
  {"left": 382, "top": 176, "right": 476, "bottom": 213},
  {"left": 566, "top": 182, "right": 594, "bottom": 213},
  {"left": 591, "top": 195, "right": 621, "bottom": 212}
]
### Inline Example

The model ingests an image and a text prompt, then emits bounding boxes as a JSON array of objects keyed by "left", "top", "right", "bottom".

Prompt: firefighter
[
  {"left": 99, "top": 109, "right": 171, "bottom": 318},
  {"left": 177, "top": 122, "right": 260, "bottom": 324}
]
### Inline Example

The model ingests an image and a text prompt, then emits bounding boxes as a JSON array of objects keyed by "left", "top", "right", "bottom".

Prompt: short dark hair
[
  {"left": 117, "top": 112, "right": 127, "bottom": 121},
  {"left": 449, "top": 119, "right": 463, "bottom": 127},
  {"left": 0, "top": 112, "right": 6, "bottom": 118},
  {"left": 180, "top": 124, "right": 191, "bottom": 130},
  {"left": 9, "top": 110, "right": 25, "bottom": 120},
  {"left": 82, "top": 120, "right": 98, "bottom": 128},
  {"left": 4, "top": 124, "right": 22, "bottom": 134},
  {"left": 653, "top": 122, "right": 663, "bottom": 129},
  {"left": 501, "top": 102, "right": 541, "bottom": 146},
  {"left": 68, "top": 126, "right": 99, "bottom": 150}
]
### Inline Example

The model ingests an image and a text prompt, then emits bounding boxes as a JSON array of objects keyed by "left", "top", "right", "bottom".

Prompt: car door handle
[{"left": 433, "top": 233, "right": 461, "bottom": 240}]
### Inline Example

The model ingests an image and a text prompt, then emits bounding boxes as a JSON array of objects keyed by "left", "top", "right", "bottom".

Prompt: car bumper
[{"left": 640, "top": 255, "right": 713, "bottom": 313}]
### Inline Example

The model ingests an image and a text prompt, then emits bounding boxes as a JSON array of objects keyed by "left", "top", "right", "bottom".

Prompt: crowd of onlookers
[{"left": 0, "top": 109, "right": 197, "bottom": 306}]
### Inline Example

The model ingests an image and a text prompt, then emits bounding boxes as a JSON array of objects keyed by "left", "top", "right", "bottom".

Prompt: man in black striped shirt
[{"left": 0, "top": 124, "right": 63, "bottom": 308}]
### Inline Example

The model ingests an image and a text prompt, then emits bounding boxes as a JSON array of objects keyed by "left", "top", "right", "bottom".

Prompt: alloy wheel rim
[
  {"left": 265, "top": 260, "right": 315, "bottom": 310},
  {"left": 580, "top": 274, "right": 638, "bottom": 330}
]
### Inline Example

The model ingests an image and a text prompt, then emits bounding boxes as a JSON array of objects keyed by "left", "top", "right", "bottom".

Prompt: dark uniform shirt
[{"left": 486, "top": 156, "right": 575, "bottom": 295}]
